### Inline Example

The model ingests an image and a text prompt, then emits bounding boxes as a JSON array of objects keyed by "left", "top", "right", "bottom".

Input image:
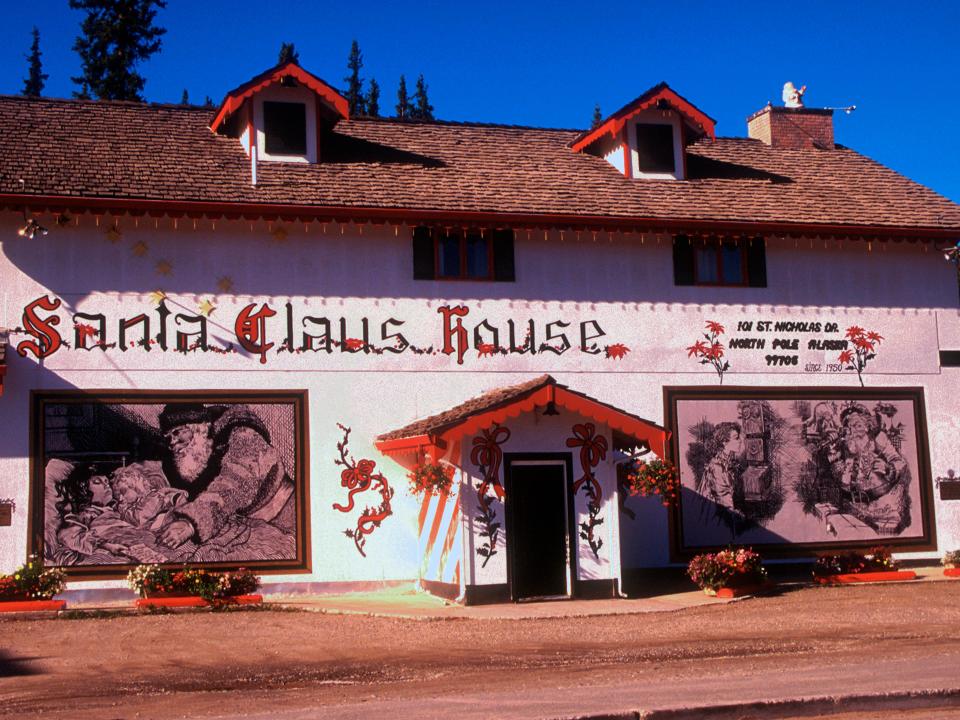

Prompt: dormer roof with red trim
[
  {"left": 572, "top": 82, "right": 715, "bottom": 154},
  {"left": 375, "top": 374, "right": 667, "bottom": 464},
  {"left": 209, "top": 61, "right": 349, "bottom": 134}
]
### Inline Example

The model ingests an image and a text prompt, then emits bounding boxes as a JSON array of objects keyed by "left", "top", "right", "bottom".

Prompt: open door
[{"left": 505, "top": 458, "right": 574, "bottom": 601}]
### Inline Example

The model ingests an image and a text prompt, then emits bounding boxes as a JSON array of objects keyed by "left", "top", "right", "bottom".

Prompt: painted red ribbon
[
  {"left": 470, "top": 425, "right": 511, "bottom": 500},
  {"left": 566, "top": 422, "right": 608, "bottom": 500}
]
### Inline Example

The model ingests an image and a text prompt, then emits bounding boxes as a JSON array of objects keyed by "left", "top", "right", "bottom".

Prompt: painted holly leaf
[{"left": 604, "top": 343, "right": 630, "bottom": 360}]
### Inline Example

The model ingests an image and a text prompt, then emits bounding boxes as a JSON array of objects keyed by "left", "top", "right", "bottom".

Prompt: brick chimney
[{"left": 747, "top": 105, "right": 834, "bottom": 150}]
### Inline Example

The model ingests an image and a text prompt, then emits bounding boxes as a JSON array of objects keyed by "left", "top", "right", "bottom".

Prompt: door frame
[{"left": 503, "top": 452, "right": 578, "bottom": 602}]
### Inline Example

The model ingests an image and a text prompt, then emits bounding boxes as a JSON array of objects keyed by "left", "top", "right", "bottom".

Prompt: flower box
[
  {"left": 814, "top": 570, "right": 917, "bottom": 585},
  {"left": 0, "top": 598, "right": 66, "bottom": 613},
  {"left": 944, "top": 568, "right": 960, "bottom": 578},
  {"left": 135, "top": 594, "right": 262, "bottom": 609},
  {"left": 714, "top": 582, "right": 773, "bottom": 598}
]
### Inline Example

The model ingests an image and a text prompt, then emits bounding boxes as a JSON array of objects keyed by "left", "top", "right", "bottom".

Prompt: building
[{"left": 1, "top": 62, "right": 959, "bottom": 603}]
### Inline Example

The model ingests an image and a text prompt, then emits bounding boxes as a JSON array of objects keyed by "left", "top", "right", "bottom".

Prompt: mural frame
[
  {"left": 663, "top": 386, "right": 936, "bottom": 561},
  {"left": 28, "top": 389, "right": 311, "bottom": 579}
]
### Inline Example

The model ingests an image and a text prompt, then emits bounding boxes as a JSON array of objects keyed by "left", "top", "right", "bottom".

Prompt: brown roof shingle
[{"left": 1, "top": 94, "right": 958, "bottom": 233}]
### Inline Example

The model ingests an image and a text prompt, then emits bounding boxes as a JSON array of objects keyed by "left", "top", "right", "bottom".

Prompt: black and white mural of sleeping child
[{"left": 44, "top": 402, "right": 298, "bottom": 566}]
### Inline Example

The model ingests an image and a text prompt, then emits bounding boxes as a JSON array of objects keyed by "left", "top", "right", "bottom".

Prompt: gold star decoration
[
  {"left": 155, "top": 260, "right": 172, "bottom": 276},
  {"left": 216, "top": 276, "right": 234, "bottom": 293},
  {"left": 105, "top": 225, "right": 122, "bottom": 243},
  {"left": 132, "top": 240, "right": 149, "bottom": 257},
  {"left": 148, "top": 290, "right": 167, "bottom": 305},
  {"left": 271, "top": 226, "right": 288, "bottom": 243},
  {"left": 198, "top": 298, "right": 216, "bottom": 317}
]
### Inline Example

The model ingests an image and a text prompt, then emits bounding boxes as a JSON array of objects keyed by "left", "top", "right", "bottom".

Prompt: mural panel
[
  {"left": 31, "top": 391, "right": 309, "bottom": 575},
  {"left": 665, "top": 387, "right": 934, "bottom": 556}
]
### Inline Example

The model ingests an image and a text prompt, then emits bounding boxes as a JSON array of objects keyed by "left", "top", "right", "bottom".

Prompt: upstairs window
[
  {"left": 635, "top": 123, "right": 675, "bottom": 173},
  {"left": 673, "top": 235, "right": 767, "bottom": 288},
  {"left": 413, "top": 226, "right": 515, "bottom": 282},
  {"left": 263, "top": 101, "right": 307, "bottom": 155}
]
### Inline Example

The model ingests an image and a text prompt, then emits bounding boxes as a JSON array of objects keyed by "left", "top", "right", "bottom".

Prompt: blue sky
[{"left": 1, "top": 1, "right": 958, "bottom": 203}]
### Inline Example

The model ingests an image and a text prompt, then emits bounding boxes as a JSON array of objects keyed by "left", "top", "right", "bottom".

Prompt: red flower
[
  {"left": 344, "top": 338, "right": 365, "bottom": 351},
  {"left": 605, "top": 343, "right": 630, "bottom": 360},
  {"left": 477, "top": 343, "right": 498, "bottom": 357},
  {"left": 707, "top": 343, "right": 724, "bottom": 359},
  {"left": 845, "top": 326, "right": 865, "bottom": 340},
  {"left": 838, "top": 350, "right": 854, "bottom": 364},
  {"left": 705, "top": 320, "right": 725, "bottom": 335},
  {"left": 866, "top": 331, "right": 884, "bottom": 344},
  {"left": 686, "top": 340, "right": 709, "bottom": 357},
  {"left": 853, "top": 337, "right": 874, "bottom": 351},
  {"left": 74, "top": 323, "right": 98, "bottom": 342}
]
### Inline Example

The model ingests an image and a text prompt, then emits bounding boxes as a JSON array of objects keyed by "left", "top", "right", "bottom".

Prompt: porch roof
[{"left": 375, "top": 374, "right": 667, "bottom": 461}]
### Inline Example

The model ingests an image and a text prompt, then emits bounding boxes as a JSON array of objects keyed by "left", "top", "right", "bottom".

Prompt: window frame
[
  {"left": 692, "top": 237, "right": 750, "bottom": 288},
  {"left": 262, "top": 100, "right": 308, "bottom": 156},
  {"left": 433, "top": 229, "right": 494, "bottom": 282}
]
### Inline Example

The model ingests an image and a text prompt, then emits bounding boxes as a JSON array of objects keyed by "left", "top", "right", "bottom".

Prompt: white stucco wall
[{"left": 1, "top": 211, "right": 958, "bottom": 588}]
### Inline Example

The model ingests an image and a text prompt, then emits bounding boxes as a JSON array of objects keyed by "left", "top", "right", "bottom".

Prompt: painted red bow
[
  {"left": 333, "top": 458, "right": 376, "bottom": 513},
  {"left": 566, "top": 422, "right": 608, "bottom": 500},
  {"left": 471, "top": 425, "right": 511, "bottom": 500}
]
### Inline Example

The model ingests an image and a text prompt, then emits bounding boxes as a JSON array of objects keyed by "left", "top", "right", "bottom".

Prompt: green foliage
[
  {"left": 395, "top": 74, "right": 409, "bottom": 120},
  {"left": 127, "top": 564, "right": 260, "bottom": 602},
  {"left": 70, "top": 0, "right": 167, "bottom": 101},
  {"left": 409, "top": 74, "right": 434, "bottom": 120},
  {"left": 23, "top": 27, "right": 48, "bottom": 97},
  {"left": 813, "top": 546, "right": 897, "bottom": 578},
  {"left": 591, "top": 104, "right": 602, "bottom": 129},
  {"left": 407, "top": 462, "right": 454, "bottom": 497},
  {"left": 344, "top": 39, "right": 365, "bottom": 115},
  {"left": 687, "top": 547, "right": 766, "bottom": 591},
  {"left": 365, "top": 78, "right": 380, "bottom": 117},
  {"left": 943, "top": 549, "right": 960, "bottom": 567},
  {"left": 278, "top": 42, "right": 299, "bottom": 65},
  {"left": 180, "top": 88, "right": 189, "bottom": 105}
]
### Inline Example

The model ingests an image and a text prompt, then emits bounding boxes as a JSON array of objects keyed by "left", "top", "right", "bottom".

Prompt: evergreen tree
[
  {"left": 365, "top": 78, "right": 380, "bottom": 118},
  {"left": 278, "top": 42, "right": 299, "bottom": 65},
  {"left": 591, "top": 104, "right": 602, "bottom": 129},
  {"left": 343, "top": 39, "right": 365, "bottom": 115},
  {"left": 23, "top": 27, "right": 48, "bottom": 97},
  {"left": 70, "top": 0, "right": 167, "bottom": 101},
  {"left": 203, "top": 95, "right": 214, "bottom": 108},
  {"left": 180, "top": 88, "right": 189, "bottom": 105},
  {"left": 410, "top": 74, "right": 434, "bottom": 121},
  {"left": 395, "top": 74, "right": 409, "bottom": 120}
]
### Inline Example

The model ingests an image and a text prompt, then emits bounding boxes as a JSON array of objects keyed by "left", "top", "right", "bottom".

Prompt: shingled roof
[{"left": 1, "top": 94, "right": 958, "bottom": 235}]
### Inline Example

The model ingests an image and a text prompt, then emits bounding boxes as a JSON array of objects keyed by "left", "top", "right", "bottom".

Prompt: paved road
[{"left": 2, "top": 581, "right": 959, "bottom": 719}]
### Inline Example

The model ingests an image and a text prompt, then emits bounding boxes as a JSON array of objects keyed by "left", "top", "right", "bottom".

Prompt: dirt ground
[{"left": 2, "top": 582, "right": 960, "bottom": 719}]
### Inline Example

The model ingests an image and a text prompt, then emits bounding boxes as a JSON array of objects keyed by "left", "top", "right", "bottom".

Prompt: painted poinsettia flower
[
  {"left": 853, "top": 336, "right": 874, "bottom": 351},
  {"left": 845, "top": 325, "right": 865, "bottom": 340},
  {"left": 866, "top": 331, "right": 884, "bottom": 343},
  {"left": 707, "top": 343, "right": 725, "bottom": 359},
  {"left": 686, "top": 340, "right": 709, "bottom": 357},
  {"left": 838, "top": 349, "right": 855, "bottom": 364},
  {"left": 705, "top": 320, "right": 725, "bottom": 335}
]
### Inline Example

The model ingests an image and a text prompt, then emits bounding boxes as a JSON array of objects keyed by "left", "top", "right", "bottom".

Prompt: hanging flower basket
[
  {"left": 0, "top": 555, "right": 67, "bottom": 612},
  {"left": 407, "top": 462, "right": 455, "bottom": 497},
  {"left": 812, "top": 546, "right": 916, "bottom": 584},
  {"left": 623, "top": 458, "right": 681, "bottom": 507},
  {"left": 127, "top": 565, "right": 261, "bottom": 607},
  {"left": 687, "top": 547, "right": 768, "bottom": 595}
]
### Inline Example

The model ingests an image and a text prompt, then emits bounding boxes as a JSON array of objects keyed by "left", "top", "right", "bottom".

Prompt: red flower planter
[
  {"left": 944, "top": 568, "right": 960, "bottom": 578},
  {"left": 815, "top": 570, "right": 916, "bottom": 585},
  {"left": 0, "top": 598, "right": 66, "bottom": 613},
  {"left": 716, "top": 583, "right": 771, "bottom": 598},
  {"left": 135, "top": 594, "right": 263, "bottom": 609}
]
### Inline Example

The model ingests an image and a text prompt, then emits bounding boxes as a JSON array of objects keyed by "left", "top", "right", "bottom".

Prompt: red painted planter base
[
  {"left": 135, "top": 594, "right": 262, "bottom": 609},
  {"left": 944, "top": 568, "right": 960, "bottom": 578},
  {"left": 715, "top": 584, "right": 770, "bottom": 598},
  {"left": 815, "top": 570, "right": 916, "bottom": 585},
  {"left": 0, "top": 599, "right": 66, "bottom": 613}
]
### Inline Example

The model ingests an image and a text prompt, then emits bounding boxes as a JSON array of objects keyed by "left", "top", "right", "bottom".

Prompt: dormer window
[
  {"left": 263, "top": 101, "right": 307, "bottom": 155},
  {"left": 209, "top": 62, "right": 350, "bottom": 166},
  {"left": 635, "top": 123, "right": 675, "bottom": 174},
  {"left": 571, "top": 83, "right": 715, "bottom": 182}
]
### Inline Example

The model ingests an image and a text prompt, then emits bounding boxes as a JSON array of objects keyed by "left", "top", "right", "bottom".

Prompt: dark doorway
[{"left": 505, "top": 459, "right": 573, "bottom": 601}]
